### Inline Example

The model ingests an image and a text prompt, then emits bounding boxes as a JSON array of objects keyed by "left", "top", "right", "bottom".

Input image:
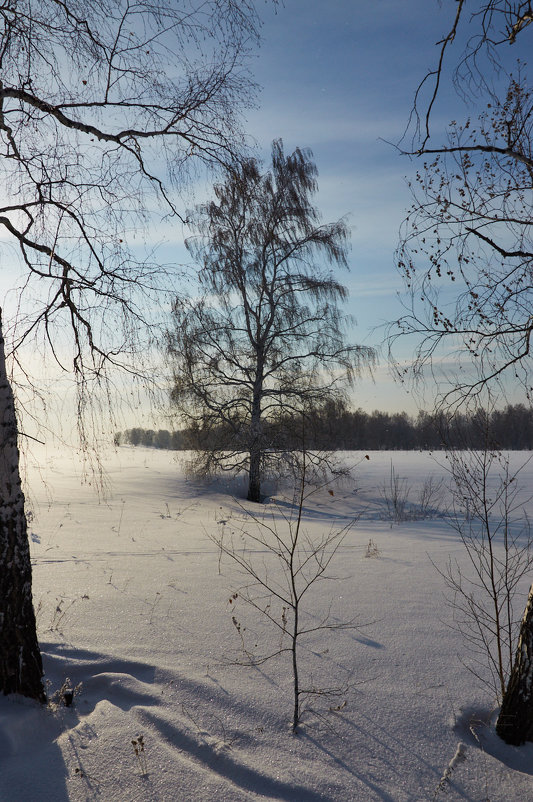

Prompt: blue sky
[{"left": 152, "top": 1, "right": 458, "bottom": 415}]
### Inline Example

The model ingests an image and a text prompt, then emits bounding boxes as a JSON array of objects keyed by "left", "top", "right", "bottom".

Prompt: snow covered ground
[{"left": 2, "top": 446, "right": 533, "bottom": 801}]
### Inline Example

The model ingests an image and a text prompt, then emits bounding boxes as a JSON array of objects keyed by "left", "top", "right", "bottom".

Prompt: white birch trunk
[{"left": 0, "top": 312, "right": 45, "bottom": 701}]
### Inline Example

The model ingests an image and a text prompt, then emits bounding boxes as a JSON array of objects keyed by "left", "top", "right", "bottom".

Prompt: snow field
[{"left": 0, "top": 447, "right": 532, "bottom": 800}]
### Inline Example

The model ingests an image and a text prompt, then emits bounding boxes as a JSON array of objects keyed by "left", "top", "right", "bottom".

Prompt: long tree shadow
[
  {"left": 138, "top": 706, "right": 346, "bottom": 802},
  {"left": 300, "top": 730, "right": 399, "bottom": 802}
]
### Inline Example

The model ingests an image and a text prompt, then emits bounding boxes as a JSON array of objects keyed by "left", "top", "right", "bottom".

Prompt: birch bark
[{"left": 0, "top": 312, "right": 45, "bottom": 701}]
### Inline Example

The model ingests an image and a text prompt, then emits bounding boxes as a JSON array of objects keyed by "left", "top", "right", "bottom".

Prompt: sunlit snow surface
[{"left": 1, "top": 447, "right": 533, "bottom": 801}]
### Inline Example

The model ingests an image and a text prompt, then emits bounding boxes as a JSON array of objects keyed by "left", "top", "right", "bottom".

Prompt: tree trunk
[
  {"left": 247, "top": 388, "right": 262, "bottom": 503},
  {"left": 496, "top": 583, "right": 533, "bottom": 745},
  {"left": 247, "top": 447, "right": 261, "bottom": 502},
  {"left": 0, "top": 312, "right": 45, "bottom": 702}
]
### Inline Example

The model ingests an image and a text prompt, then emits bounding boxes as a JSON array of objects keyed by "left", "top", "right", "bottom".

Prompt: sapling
[
  {"left": 381, "top": 463, "right": 444, "bottom": 522},
  {"left": 213, "top": 450, "right": 366, "bottom": 733},
  {"left": 439, "top": 445, "right": 533, "bottom": 701},
  {"left": 381, "top": 462, "right": 410, "bottom": 522}
]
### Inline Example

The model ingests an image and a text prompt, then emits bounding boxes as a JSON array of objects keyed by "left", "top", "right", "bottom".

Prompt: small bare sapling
[
  {"left": 439, "top": 447, "right": 533, "bottom": 701},
  {"left": 381, "top": 463, "right": 444, "bottom": 522},
  {"left": 365, "top": 539, "right": 381, "bottom": 558},
  {"left": 213, "top": 451, "right": 364, "bottom": 733}
]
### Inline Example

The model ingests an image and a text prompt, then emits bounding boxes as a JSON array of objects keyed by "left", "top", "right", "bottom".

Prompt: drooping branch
[{"left": 411, "top": 0, "right": 466, "bottom": 149}]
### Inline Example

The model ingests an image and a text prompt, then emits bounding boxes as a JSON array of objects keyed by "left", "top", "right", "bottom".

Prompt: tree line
[{"left": 116, "top": 402, "right": 533, "bottom": 452}]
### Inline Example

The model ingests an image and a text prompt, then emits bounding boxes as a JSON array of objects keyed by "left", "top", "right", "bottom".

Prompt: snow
[{"left": 1, "top": 446, "right": 533, "bottom": 800}]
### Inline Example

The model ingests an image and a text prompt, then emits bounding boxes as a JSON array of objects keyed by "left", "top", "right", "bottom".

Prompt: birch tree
[
  {"left": 0, "top": 0, "right": 261, "bottom": 702},
  {"left": 168, "top": 140, "right": 374, "bottom": 503},
  {"left": 392, "top": 0, "right": 533, "bottom": 746}
]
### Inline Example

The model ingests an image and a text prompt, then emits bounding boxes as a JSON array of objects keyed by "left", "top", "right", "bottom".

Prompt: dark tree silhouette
[
  {"left": 168, "top": 139, "right": 374, "bottom": 502},
  {"left": 497, "top": 585, "right": 533, "bottom": 744},
  {"left": 117, "top": 402, "right": 533, "bottom": 452},
  {"left": 390, "top": 3, "right": 533, "bottom": 407},
  {"left": 392, "top": 78, "right": 533, "bottom": 408}
]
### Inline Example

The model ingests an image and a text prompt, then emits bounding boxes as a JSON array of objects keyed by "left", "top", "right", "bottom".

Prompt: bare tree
[
  {"left": 439, "top": 438, "right": 533, "bottom": 700},
  {"left": 0, "top": 0, "right": 263, "bottom": 702},
  {"left": 212, "top": 450, "right": 362, "bottom": 733},
  {"left": 389, "top": 3, "right": 533, "bottom": 407},
  {"left": 0, "top": 313, "right": 45, "bottom": 701},
  {"left": 167, "top": 139, "right": 375, "bottom": 502}
]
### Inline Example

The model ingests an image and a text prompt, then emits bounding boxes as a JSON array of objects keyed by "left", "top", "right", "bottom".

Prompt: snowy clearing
[{"left": 2, "top": 447, "right": 533, "bottom": 801}]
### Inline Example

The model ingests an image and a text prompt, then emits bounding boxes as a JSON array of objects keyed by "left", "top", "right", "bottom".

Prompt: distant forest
[{"left": 116, "top": 402, "right": 533, "bottom": 451}]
